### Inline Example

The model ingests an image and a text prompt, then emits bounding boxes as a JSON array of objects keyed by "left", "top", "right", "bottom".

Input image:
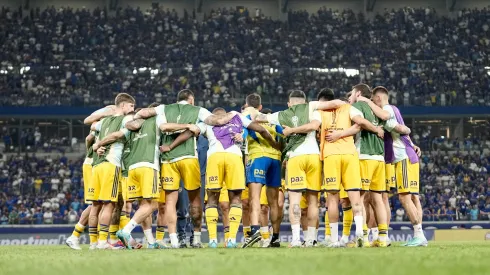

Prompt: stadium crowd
[
  {"left": 0, "top": 6, "right": 489, "bottom": 107},
  {"left": 0, "top": 147, "right": 489, "bottom": 225}
]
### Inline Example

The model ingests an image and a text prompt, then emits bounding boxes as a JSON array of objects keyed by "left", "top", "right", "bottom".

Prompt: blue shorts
[{"left": 246, "top": 157, "right": 281, "bottom": 188}]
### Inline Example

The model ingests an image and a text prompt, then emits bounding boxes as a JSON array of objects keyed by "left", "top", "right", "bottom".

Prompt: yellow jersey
[
  {"left": 319, "top": 104, "right": 357, "bottom": 158},
  {"left": 243, "top": 107, "right": 282, "bottom": 161}
]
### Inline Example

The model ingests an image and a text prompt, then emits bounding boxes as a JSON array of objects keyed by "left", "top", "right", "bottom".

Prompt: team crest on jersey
[
  {"left": 292, "top": 116, "right": 299, "bottom": 127},
  {"left": 176, "top": 115, "right": 181, "bottom": 123}
]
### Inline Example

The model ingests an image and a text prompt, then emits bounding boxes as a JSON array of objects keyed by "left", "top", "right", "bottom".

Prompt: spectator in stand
[{"left": 43, "top": 208, "right": 53, "bottom": 224}]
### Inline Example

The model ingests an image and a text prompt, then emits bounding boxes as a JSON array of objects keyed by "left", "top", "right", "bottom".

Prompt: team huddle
[{"left": 65, "top": 84, "right": 429, "bottom": 250}]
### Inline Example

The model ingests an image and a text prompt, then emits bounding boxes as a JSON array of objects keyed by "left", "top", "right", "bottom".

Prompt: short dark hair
[
  {"left": 372, "top": 86, "right": 389, "bottom": 96},
  {"left": 261, "top": 108, "right": 272, "bottom": 114},
  {"left": 246, "top": 93, "right": 261, "bottom": 108},
  {"left": 212, "top": 107, "right": 226, "bottom": 114},
  {"left": 148, "top": 102, "right": 160, "bottom": 108},
  {"left": 241, "top": 104, "right": 247, "bottom": 111},
  {"left": 352, "top": 84, "right": 372, "bottom": 98},
  {"left": 177, "top": 89, "right": 194, "bottom": 102},
  {"left": 115, "top": 93, "right": 136, "bottom": 106},
  {"left": 317, "top": 88, "right": 335, "bottom": 101},
  {"left": 289, "top": 90, "right": 306, "bottom": 100}
]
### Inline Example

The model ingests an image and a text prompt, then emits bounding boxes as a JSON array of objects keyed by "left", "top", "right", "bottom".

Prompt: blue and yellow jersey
[{"left": 243, "top": 108, "right": 283, "bottom": 161}]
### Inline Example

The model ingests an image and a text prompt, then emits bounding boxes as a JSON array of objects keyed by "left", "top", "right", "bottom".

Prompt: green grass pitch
[{"left": 0, "top": 242, "right": 488, "bottom": 275}]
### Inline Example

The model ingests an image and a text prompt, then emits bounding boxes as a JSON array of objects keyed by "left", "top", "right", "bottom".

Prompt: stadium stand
[{"left": 0, "top": 5, "right": 488, "bottom": 107}]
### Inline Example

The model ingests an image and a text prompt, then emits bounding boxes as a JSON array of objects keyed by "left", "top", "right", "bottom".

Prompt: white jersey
[
  {"left": 266, "top": 102, "right": 321, "bottom": 158},
  {"left": 198, "top": 114, "right": 252, "bottom": 158},
  {"left": 383, "top": 105, "right": 409, "bottom": 163}
]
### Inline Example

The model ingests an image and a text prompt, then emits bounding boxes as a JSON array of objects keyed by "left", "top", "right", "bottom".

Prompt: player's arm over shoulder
[
  {"left": 383, "top": 106, "right": 411, "bottom": 135},
  {"left": 309, "top": 100, "right": 345, "bottom": 111}
]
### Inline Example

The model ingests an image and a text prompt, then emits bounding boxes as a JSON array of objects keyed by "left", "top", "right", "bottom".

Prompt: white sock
[
  {"left": 193, "top": 231, "right": 201, "bottom": 244},
  {"left": 366, "top": 228, "right": 371, "bottom": 240},
  {"left": 144, "top": 229, "right": 155, "bottom": 245},
  {"left": 354, "top": 215, "right": 364, "bottom": 237},
  {"left": 307, "top": 227, "right": 316, "bottom": 242},
  {"left": 341, "top": 235, "right": 349, "bottom": 243},
  {"left": 98, "top": 240, "right": 107, "bottom": 245},
  {"left": 109, "top": 238, "right": 118, "bottom": 245},
  {"left": 169, "top": 233, "right": 179, "bottom": 247},
  {"left": 291, "top": 224, "right": 301, "bottom": 242},
  {"left": 315, "top": 229, "right": 318, "bottom": 241},
  {"left": 371, "top": 228, "right": 379, "bottom": 240},
  {"left": 413, "top": 224, "right": 424, "bottom": 238},
  {"left": 330, "top": 222, "right": 339, "bottom": 242},
  {"left": 303, "top": 230, "right": 308, "bottom": 241},
  {"left": 122, "top": 219, "right": 138, "bottom": 234}
]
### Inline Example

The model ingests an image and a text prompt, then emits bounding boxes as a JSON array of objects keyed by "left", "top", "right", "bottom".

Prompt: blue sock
[{"left": 251, "top": 225, "right": 260, "bottom": 235}]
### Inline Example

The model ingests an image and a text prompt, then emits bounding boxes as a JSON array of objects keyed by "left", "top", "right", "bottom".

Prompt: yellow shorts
[
  {"left": 89, "top": 162, "right": 121, "bottom": 202},
  {"left": 205, "top": 185, "right": 230, "bottom": 203},
  {"left": 260, "top": 185, "right": 268, "bottom": 205},
  {"left": 241, "top": 186, "right": 270, "bottom": 204},
  {"left": 82, "top": 164, "right": 93, "bottom": 204},
  {"left": 323, "top": 154, "right": 361, "bottom": 192},
  {"left": 241, "top": 187, "right": 249, "bottom": 200},
  {"left": 120, "top": 176, "right": 128, "bottom": 202},
  {"left": 395, "top": 159, "right": 420, "bottom": 194},
  {"left": 161, "top": 158, "right": 200, "bottom": 191},
  {"left": 360, "top": 159, "right": 386, "bottom": 192},
  {"left": 206, "top": 153, "right": 245, "bottom": 191},
  {"left": 128, "top": 167, "right": 159, "bottom": 200},
  {"left": 157, "top": 185, "right": 166, "bottom": 203},
  {"left": 286, "top": 155, "right": 322, "bottom": 191},
  {"left": 300, "top": 192, "right": 321, "bottom": 209},
  {"left": 385, "top": 163, "right": 396, "bottom": 191},
  {"left": 339, "top": 185, "right": 348, "bottom": 199}
]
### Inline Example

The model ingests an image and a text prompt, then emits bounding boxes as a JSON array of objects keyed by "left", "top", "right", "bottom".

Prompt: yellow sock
[
  {"left": 156, "top": 226, "right": 166, "bottom": 241},
  {"left": 229, "top": 206, "right": 243, "bottom": 241},
  {"left": 224, "top": 226, "right": 230, "bottom": 241},
  {"left": 72, "top": 223, "right": 85, "bottom": 238},
  {"left": 260, "top": 227, "right": 270, "bottom": 240},
  {"left": 119, "top": 213, "right": 130, "bottom": 230},
  {"left": 88, "top": 226, "right": 98, "bottom": 244},
  {"left": 205, "top": 207, "right": 219, "bottom": 241},
  {"left": 98, "top": 224, "right": 109, "bottom": 242},
  {"left": 109, "top": 225, "right": 119, "bottom": 241},
  {"left": 378, "top": 223, "right": 388, "bottom": 242},
  {"left": 342, "top": 207, "right": 353, "bottom": 236},
  {"left": 243, "top": 226, "right": 251, "bottom": 237},
  {"left": 324, "top": 212, "right": 331, "bottom": 236}
]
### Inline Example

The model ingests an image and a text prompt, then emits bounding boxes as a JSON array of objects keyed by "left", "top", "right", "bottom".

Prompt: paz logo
[{"left": 292, "top": 116, "right": 299, "bottom": 127}]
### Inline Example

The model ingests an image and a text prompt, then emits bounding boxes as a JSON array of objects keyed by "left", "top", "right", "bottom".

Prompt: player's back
[
  {"left": 127, "top": 116, "right": 160, "bottom": 169},
  {"left": 161, "top": 103, "right": 201, "bottom": 161},
  {"left": 243, "top": 107, "right": 282, "bottom": 160},
  {"left": 320, "top": 104, "right": 356, "bottom": 158},
  {"left": 93, "top": 115, "right": 126, "bottom": 167}
]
